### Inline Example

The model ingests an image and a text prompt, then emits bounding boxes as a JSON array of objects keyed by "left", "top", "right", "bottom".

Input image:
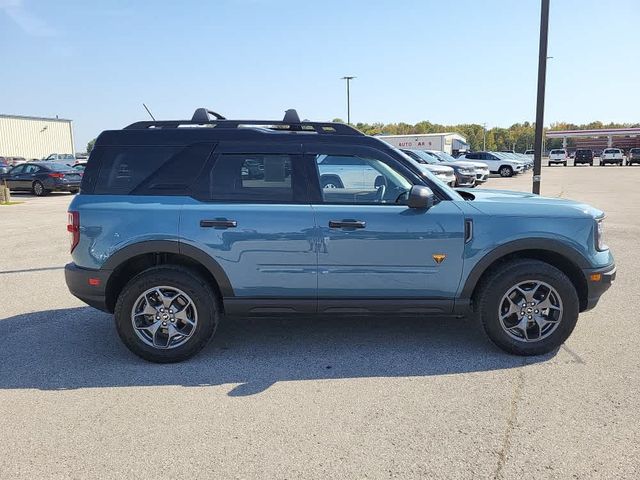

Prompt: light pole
[
  {"left": 532, "top": 0, "right": 550, "bottom": 194},
  {"left": 341, "top": 76, "right": 355, "bottom": 124},
  {"left": 483, "top": 123, "right": 487, "bottom": 150}
]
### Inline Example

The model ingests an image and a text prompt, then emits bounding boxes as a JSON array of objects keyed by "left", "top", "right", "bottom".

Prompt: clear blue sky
[{"left": 1, "top": 0, "right": 638, "bottom": 151}]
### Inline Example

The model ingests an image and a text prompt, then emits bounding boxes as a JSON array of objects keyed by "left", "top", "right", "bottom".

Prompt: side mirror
[{"left": 407, "top": 185, "right": 435, "bottom": 209}]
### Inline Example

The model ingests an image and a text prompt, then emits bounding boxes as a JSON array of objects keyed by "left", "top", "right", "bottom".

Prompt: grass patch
[{"left": 0, "top": 201, "right": 23, "bottom": 206}]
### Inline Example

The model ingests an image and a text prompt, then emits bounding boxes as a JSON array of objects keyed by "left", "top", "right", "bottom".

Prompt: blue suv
[{"left": 65, "top": 109, "right": 615, "bottom": 362}]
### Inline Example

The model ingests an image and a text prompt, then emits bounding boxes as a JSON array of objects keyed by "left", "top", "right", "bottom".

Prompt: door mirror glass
[{"left": 407, "top": 185, "right": 434, "bottom": 209}]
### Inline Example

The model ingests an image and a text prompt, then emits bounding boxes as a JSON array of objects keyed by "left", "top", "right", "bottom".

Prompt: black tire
[
  {"left": 32, "top": 180, "right": 48, "bottom": 196},
  {"left": 321, "top": 175, "right": 344, "bottom": 189},
  {"left": 563, "top": 161, "right": 567, "bottom": 167},
  {"left": 476, "top": 259, "right": 579, "bottom": 356},
  {"left": 589, "top": 162, "right": 593, "bottom": 166},
  {"left": 114, "top": 266, "right": 219, "bottom": 363},
  {"left": 69, "top": 189, "right": 79, "bottom": 194},
  {"left": 499, "top": 166, "right": 513, "bottom": 177}
]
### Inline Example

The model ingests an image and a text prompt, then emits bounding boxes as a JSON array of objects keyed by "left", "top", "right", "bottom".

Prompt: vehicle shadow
[{"left": 0, "top": 307, "right": 554, "bottom": 396}]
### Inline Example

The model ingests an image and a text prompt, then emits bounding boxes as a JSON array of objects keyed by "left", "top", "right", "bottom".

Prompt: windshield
[
  {"left": 47, "top": 163, "right": 75, "bottom": 171},
  {"left": 405, "top": 149, "right": 440, "bottom": 165},
  {"left": 429, "top": 150, "right": 458, "bottom": 162}
]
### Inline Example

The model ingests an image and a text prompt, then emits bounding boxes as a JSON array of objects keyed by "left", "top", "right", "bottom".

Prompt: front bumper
[
  {"left": 435, "top": 173, "right": 456, "bottom": 186},
  {"left": 582, "top": 264, "right": 616, "bottom": 311},
  {"left": 455, "top": 172, "right": 476, "bottom": 187},
  {"left": 65, "top": 263, "right": 112, "bottom": 312},
  {"left": 475, "top": 171, "right": 489, "bottom": 183}
]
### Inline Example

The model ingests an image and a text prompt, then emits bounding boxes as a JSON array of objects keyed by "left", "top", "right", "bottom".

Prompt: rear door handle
[
  {"left": 200, "top": 219, "right": 237, "bottom": 228},
  {"left": 328, "top": 220, "right": 366, "bottom": 229}
]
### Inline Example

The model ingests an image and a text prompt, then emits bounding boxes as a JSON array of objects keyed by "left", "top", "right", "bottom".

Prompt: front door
[
  {"left": 4, "top": 165, "right": 25, "bottom": 190},
  {"left": 180, "top": 141, "right": 318, "bottom": 314},
  {"left": 305, "top": 144, "right": 466, "bottom": 314}
]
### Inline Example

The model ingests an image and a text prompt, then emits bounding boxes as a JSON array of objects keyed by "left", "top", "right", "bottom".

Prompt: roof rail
[
  {"left": 124, "top": 108, "right": 363, "bottom": 136},
  {"left": 191, "top": 108, "right": 226, "bottom": 122}
]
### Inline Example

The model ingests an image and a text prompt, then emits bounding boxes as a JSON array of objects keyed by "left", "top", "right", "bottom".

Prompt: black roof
[{"left": 96, "top": 107, "right": 388, "bottom": 149}]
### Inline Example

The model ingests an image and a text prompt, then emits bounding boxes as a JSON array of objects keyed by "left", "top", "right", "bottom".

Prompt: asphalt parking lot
[{"left": 1, "top": 166, "right": 638, "bottom": 479}]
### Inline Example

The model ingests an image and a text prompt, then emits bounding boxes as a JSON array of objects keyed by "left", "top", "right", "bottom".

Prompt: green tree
[{"left": 87, "top": 138, "right": 96, "bottom": 154}]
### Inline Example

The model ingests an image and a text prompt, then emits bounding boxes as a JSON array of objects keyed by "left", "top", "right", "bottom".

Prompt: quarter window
[{"left": 93, "top": 144, "right": 213, "bottom": 195}]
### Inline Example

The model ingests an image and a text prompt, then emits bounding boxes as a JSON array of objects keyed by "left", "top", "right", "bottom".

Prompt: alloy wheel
[
  {"left": 498, "top": 280, "right": 563, "bottom": 342},
  {"left": 131, "top": 286, "right": 198, "bottom": 349}
]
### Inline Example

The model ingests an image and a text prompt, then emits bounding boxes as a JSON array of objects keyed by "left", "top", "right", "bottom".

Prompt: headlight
[
  {"left": 595, "top": 217, "right": 607, "bottom": 251},
  {"left": 460, "top": 168, "right": 474, "bottom": 174}
]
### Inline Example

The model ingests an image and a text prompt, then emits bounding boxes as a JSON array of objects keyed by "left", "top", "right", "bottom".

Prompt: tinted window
[
  {"left": 93, "top": 144, "right": 213, "bottom": 195},
  {"left": 201, "top": 153, "right": 300, "bottom": 202},
  {"left": 465, "top": 152, "right": 479, "bottom": 160},
  {"left": 23, "top": 165, "right": 40, "bottom": 174},
  {"left": 9, "top": 165, "right": 25, "bottom": 175}
]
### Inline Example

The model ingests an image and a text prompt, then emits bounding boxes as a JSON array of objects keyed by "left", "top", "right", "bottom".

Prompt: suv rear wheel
[
  {"left": 114, "top": 266, "right": 219, "bottom": 363},
  {"left": 476, "top": 259, "right": 579, "bottom": 356},
  {"left": 499, "top": 166, "right": 513, "bottom": 177}
]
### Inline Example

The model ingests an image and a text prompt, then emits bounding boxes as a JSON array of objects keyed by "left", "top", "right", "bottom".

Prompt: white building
[
  {"left": 376, "top": 132, "right": 469, "bottom": 155},
  {"left": 0, "top": 114, "right": 75, "bottom": 160}
]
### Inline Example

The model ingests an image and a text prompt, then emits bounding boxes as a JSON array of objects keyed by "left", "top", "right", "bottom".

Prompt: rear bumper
[
  {"left": 65, "top": 263, "right": 112, "bottom": 312},
  {"left": 582, "top": 264, "right": 616, "bottom": 311}
]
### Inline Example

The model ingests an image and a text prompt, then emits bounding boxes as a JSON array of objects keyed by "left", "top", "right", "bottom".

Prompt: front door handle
[
  {"left": 200, "top": 219, "right": 237, "bottom": 228},
  {"left": 328, "top": 220, "right": 366, "bottom": 229}
]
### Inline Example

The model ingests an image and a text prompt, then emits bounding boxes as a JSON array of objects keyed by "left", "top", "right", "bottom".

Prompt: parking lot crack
[{"left": 494, "top": 365, "right": 525, "bottom": 480}]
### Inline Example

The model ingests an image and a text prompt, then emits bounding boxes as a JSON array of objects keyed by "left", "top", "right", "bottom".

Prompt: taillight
[
  {"left": 67, "top": 211, "right": 79, "bottom": 253},
  {"left": 49, "top": 172, "right": 65, "bottom": 178}
]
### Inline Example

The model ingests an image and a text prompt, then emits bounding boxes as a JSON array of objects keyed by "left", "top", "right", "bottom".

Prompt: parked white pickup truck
[
  {"left": 600, "top": 148, "right": 624, "bottom": 166},
  {"left": 548, "top": 149, "right": 568, "bottom": 166}
]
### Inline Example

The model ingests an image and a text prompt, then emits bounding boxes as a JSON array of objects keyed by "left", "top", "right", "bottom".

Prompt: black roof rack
[{"left": 124, "top": 108, "right": 363, "bottom": 136}]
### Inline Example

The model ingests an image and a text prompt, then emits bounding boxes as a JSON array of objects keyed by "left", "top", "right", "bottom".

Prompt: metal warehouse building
[{"left": 0, "top": 114, "right": 75, "bottom": 160}]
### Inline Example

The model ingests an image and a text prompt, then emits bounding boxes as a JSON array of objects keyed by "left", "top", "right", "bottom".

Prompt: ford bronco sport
[{"left": 65, "top": 109, "right": 615, "bottom": 362}]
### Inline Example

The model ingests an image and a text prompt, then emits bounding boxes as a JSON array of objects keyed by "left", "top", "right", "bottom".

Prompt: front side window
[{"left": 315, "top": 154, "right": 412, "bottom": 205}]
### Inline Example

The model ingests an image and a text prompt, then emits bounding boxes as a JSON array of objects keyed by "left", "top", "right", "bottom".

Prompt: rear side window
[
  {"left": 92, "top": 143, "right": 214, "bottom": 195},
  {"left": 197, "top": 153, "right": 304, "bottom": 203}
]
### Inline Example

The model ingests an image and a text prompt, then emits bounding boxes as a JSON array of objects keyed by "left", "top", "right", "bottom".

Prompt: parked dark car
[
  {"left": 628, "top": 148, "right": 640, "bottom": 166},
  {"left": 0, "top": 162, "right": 82, "bottom": 196},
  {"left": 574, "top": 149, "right": 594, "bottom": 166}
]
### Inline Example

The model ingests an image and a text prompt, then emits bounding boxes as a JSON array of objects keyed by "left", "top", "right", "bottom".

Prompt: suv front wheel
[
  {"left": 476, "top": 259, "right": 579, "bottom": 356},
  {"left": 114, "top": 266, "right": 219, "bottom": 363},
  {"left": 499, "top": 166, "right": 513, "bottom": 177}
]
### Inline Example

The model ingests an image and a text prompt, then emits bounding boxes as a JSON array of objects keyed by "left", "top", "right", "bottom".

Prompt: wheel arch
[
  {"left": 103, "top": 240, "right": 233, "bottom": 313},
  {"left": 462, "top": 239, "right": 590, "bottom": 312}
]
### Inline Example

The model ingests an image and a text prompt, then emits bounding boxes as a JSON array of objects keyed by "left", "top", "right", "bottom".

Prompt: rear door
[{"left": 180, "top": 141, "right": 318, "bottom": 313}]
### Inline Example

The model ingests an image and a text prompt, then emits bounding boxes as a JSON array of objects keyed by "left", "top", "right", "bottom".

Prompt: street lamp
[
  {"left": 341, "top": 76, "right": 356, "bottom": 124},
  {"left": 532, "top": 0, "right": 550, "bottom": 195},
  {"left": 483, "top": 123, "right": 487, "bottom": 150}
]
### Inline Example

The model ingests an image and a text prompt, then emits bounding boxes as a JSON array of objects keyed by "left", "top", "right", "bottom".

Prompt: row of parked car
[
  {"left": 547, "top": 148, "right": 640, "bottom": 166},
  {"left": 0, "top": 153, "right": 88, "bottom": 196},
  {"left": 0, "top": 153, "right": 86, "bottom": 174}
]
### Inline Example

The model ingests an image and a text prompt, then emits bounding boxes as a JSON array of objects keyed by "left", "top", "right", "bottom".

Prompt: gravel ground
[{"left": 0, "top": 166, "right": 638, "bottom": 479}]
